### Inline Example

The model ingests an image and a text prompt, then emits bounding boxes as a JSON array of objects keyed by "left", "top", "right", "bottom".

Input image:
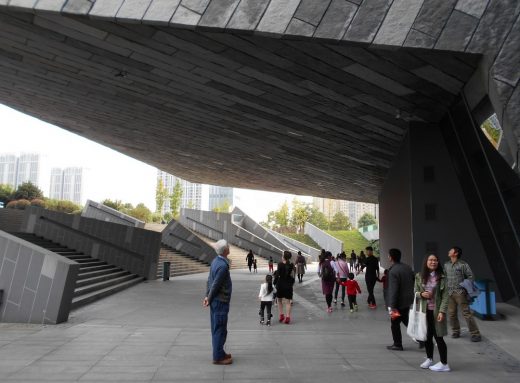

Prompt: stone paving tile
[{"left": 0, "top": 268, "right": 519, "bottom": 382}]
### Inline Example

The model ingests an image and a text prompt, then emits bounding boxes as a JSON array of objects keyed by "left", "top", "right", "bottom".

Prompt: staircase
[
  {"left": 11, "top": 233, "right": 143, "bottom": 309},
  {"left": 194, "top": 234, "right": 270, "bottom": 270},
  {"left": 157, "top": 245, "right": 210, "bottom": 278}
]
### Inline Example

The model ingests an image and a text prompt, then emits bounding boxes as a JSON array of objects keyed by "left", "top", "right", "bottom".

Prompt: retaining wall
[
  {"left": 82, "top": 200, "right": 145, "bottom": 228},
  {"left": 304, "top": 222, "right": 343, "bottom": 255},
  {"left": 0, "top": 230, "right": 79, "bottom": 324}
]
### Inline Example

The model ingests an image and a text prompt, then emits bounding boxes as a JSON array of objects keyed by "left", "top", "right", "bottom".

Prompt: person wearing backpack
[
  {"left": 320, "top": 251, "right": 336, "bottom": 313},
  {"left": 275, "top": 251, "right": 295, "bottom": 324}
]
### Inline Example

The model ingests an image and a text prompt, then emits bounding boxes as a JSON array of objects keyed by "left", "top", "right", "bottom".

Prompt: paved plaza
[{"left": 1, "top": 264, "right": 519, "bottom": 382}]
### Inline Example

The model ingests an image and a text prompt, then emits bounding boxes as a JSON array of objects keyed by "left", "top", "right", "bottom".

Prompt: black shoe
[
  {"left": 471, "top": 335, "right": 482, "bottom": 342},
  {"left": 451, "top": 333, "right": 460, "bottom": 339},
  {"left": 266, "top": 320, "right": 271, "bottom": 326},
  {"left": 418, "top": 341, "right": 425, "bottom": 349},
  {"left": 341, "top": 302, "right": 345, "bottom": 307},
  {"left": 260, "top": 319, "right": 264, "bottom": 325},
  {"left": 386, "top": 345, "right": 404, "bottom": 351}
]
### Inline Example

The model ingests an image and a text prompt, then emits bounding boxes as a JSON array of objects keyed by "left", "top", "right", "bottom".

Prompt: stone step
[
  {"left": 76, "top": 270, "right": 131, "bottom": 288},
  {"left": 73, "top": 274, "right": 139, "bottom": 297},
  {"left": 79, "top": 260, "right": 107, "bottom": 268},
  {"left": 78, "top": 267, "right": 122, "bottom": 280},
  {"left": 70, "top": 277, "right": 143, "bottom": 310},
  {"left": 79, "top": 264, "right": 114, "bottom": 273}
]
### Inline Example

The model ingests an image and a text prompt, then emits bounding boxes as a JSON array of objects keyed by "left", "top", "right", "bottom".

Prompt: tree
[
  {"left": 163, "top": 211, "right": 173, "bottom": 223},
  {"left": 330, "top": 211, "right": 351, "bottom": 230},
  {"left": 13, "top": 182, "right": 43, "bottom": 201},
  {"left": 155, "top": 179, "right": 168, "bottom": 214},
  {"left": 291, "top": 199, "right": 309, "bottom": 233},
  {"left": 212, "top": 200, "right": 230, "bottom": 213},
  {"left": 0, "top": 184, "right": 14, "bottom": 205},
  {"left": 307, "top": 207, "right": 329, "bottom": 229},
  {"left": 358, "top": 213, "right": 377, "bottom": 228},
  {"left": 274, "top": 201, "right": 290, "bottom": 229},
  {"left": 128, "top": 203, "right": 152, "bottom": 222},
  {"left": 170, "top": 180, "right": 183, "bottom": 218},
  {"left": 102, "top": 198, "right": 123, "bottom": 211}
]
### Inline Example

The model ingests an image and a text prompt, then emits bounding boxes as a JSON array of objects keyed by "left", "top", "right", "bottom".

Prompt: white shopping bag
[{"left": 407, "top": 297, "right": 427, "bottom": 341}]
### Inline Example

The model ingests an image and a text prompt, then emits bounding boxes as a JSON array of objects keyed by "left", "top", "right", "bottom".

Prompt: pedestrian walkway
[{"left": 0, "top": 264, "right": 519, "bottom": 382}]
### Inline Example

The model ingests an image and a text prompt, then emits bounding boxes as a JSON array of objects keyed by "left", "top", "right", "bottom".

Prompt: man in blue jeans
[{"left": 203, "top": 239, "right": 233, "bottom": 365}]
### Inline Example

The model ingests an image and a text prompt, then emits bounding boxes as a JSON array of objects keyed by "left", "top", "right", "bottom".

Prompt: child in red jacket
[{"left": 340, "top": 273, "right": 361, "bottom": 312}]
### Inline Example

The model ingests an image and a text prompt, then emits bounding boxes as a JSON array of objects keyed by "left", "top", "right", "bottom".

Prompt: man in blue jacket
[{"left": 203, "top": 239, "right": 233, "bottom": 364}]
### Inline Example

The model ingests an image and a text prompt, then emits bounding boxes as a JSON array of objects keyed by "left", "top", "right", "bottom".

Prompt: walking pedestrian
[
  {"left": 386, "top": 248, "right": 415, "bottom": 351},
  {"left": 340, "top": 272, "right": 361, "bottom": 312},
  {"left": 203, "top": 240, "right": 233, "bottom": 365},
  {"left": 445, "top": 246, "right": 482, "bottom": 342},
  {"left": 365, "top": 246, "right": 380, "bottom": 308},
  {"left": 415, "top": 254, "right": 450, "bottom": 372},
  {"left": 350, "top": 250, "right": 357, "bottom": 271},
  {"left": 275, "top": 251, "right": 295, "bottom": 324},
  {"left": 253, "top": 258, "right": 258, "bottom": 273},
  {"left": 268, "top": 256, "right": 274, "bottom": 274},
  {"left": 320, "top": 251, "right": 336, "bottom": 313},
  {"left": 358, "top": 250, "right": 366, "bottom": 273},
  {"left": 258, "top": 274, "right": 275, "bottom": 326},
  {"left": 246, "top": 250, "right": 254, "bottom": 273},
  {"left": 296, "top": 251, "right": 307, "bottom": 283},
  {"left": 334, "top": 252, "right": 349, "bottom": 307}
]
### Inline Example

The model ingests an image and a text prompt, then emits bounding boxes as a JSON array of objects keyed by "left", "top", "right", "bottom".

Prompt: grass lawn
[
  {"left": 326, "top": 230, "right": 371, "bottom": 253},
  {"left": 284, "top": 233, "right": 321, "bottom": 249}
]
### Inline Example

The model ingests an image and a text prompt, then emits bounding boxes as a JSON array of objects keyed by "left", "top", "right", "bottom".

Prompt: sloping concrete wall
[
  {"left": 180, "top": 208, "right": 284, "bottom": 262},
  {"left": 304, "top": 222, "right": 343, "bottom": 255},
  {"left": 268, "top": 229, "right": 320, "bottom": 261},
  {"left": 21, "top": 207, "right": 160, "bottom": 280},
  {"left": 82, "top": 200, "right": 145, "bottom": 228},
  {"left": 0, "top": 230, "right": 79, "bottom": 324},
  {"left": 161, "top": 219, "right": 217, "bottom": 264}
]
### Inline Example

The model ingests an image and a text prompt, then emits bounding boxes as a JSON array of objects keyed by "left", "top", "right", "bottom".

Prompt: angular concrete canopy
[{"left": 0, "top": 1, "right": 519, "bottom": 202}]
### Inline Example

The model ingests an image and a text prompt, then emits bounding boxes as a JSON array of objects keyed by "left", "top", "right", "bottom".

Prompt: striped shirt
[{"left": 444, "top": 259, "right": 474, "bottom": 296}]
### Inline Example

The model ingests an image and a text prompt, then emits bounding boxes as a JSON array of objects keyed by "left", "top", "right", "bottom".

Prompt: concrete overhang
[{"left": 0, "top": 1, "right": 518, "bottom": 202}]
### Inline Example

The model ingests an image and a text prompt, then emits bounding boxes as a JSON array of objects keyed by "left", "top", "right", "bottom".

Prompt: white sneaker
[
  {"left": 429, "top": 362, "right": 450, "bottom": 372},
  {"left": 420, "top": 358, "right": 433, "bottom": 369}
]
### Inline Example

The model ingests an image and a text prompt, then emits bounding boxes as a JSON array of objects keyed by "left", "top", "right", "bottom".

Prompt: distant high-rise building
[
  {"left": 49, "top": 167, "right": 84, "bottom": 204},
  {"left": 157, "top": 170, "right": 209, "bottom": 214},
  {"left": 208, "top": 186, "right": 234, "bottom": 211},
  {"left": 313, "top": 197, "right": 378, "bottom": 228},
  {"left": 0, "top": 154, "right": 17, "bottom": 186},
  {"left": 0, "top": 152, "right": 41, "bottom": 189}
]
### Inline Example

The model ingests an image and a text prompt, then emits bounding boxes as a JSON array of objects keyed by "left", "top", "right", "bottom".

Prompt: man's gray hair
[{"left": 214, "top": 239, "right": 229, "bottom": 255}]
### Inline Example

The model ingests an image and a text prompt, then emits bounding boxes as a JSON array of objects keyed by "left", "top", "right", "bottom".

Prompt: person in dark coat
[
  {"left": 246, "top": 250, "right": 254, "bottom": 273},
  {"left": 364, "top": 246, "right": 380, "bottom": 308},
  {"left": 320, "top": 251, "right": 336, "bottom": 313},
  {"left": 275, "top": 251, "right": 295, "bottom": 324},
  {"left": 386, "top": 248, "right": 415, "bottom": 351}
]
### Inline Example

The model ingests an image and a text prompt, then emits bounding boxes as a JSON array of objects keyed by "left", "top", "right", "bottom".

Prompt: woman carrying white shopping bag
[{"left": 413, "top": 254, "right": 450, "bottom": 372}]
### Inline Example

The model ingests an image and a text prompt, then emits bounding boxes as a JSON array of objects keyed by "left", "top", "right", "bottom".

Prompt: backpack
[{"left": 321, "top": 261, "right": 335, "bottom": 282}]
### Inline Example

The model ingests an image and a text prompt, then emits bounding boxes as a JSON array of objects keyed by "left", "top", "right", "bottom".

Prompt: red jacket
[{"left": 341, "top": 279, "right": 361, "bottom": 296}]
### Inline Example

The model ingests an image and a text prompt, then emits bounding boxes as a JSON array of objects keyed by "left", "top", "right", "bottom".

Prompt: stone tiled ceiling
[{"left": 0, "top": 10, "right": 480, "bottom": 202}]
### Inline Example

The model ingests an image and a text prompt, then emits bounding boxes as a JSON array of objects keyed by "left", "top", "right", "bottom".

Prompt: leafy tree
[
  {"left": 307, "top": 207, "right": 329, "bottom": 229},
  {"left": 13, "top": 182, "right": 43, "bottom": 201},
  {"left": 0, "top": 184, "right": 14, "bottom": 205},
  {"left": 212, "top": 200, "right": 230, "bottom": 213},
  {"left": 330, "top": 211, "right": 351, "bottom": 230},
  {"left": 170, "top": 180, "right": 183, "bottom": 218},
  {"left": 102, "top": 198, "right": 123, "bottom": 210},
  {"left": 187, "top": 200, "right": 195, "bottom": 209},
  {"left": 275, "top": 201, "right": 290, "bottom": 229},
  {"left": 128, "top": 203, "right": 152, "bottom": 222},
  {"left": 291, "top": 199, "right": 309, "bottom": 233},
  {"left": 151, "top": 212, "right": 163, "bottom": 223},
  {"left": 163, "top": 211, "right": 173, "bottom": 223},
  {"left": 265, "top": 210, "right": 277, "bottom": 229},
  {"left": 155, "top": 179, "right": 168, "bottom": 214},
  {"left": 358, "top": 213, "right": 377, "bottom": 228}
]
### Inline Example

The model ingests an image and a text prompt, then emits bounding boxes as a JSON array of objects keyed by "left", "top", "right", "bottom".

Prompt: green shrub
[
  {"left": 151, "top": 212, "right": 163, "bottom": 223},
  {"left": 6, "top": 200, "right": 17, "bottom": 209}
]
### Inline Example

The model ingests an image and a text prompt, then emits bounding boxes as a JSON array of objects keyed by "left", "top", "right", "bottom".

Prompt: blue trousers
[{"left": 210, "top": 300, "right": 229, "bottom": 361}]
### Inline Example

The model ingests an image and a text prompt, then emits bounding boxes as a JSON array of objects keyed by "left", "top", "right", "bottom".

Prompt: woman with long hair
[
  {"left": 275, "top": 251, "right": 295, "bottom": 324},
  {"left": 415, "top": 254, "right": 450, "bottom": 372}
]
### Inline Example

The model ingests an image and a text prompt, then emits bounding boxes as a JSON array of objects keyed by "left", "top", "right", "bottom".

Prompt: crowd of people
[{"left": 204, "top": 240, "right": 482, "bottom": 372}]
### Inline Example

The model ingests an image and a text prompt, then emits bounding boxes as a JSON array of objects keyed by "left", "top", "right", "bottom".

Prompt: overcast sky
[{"left": 0, "top": 104, "right": 311, "bottom": 222}]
